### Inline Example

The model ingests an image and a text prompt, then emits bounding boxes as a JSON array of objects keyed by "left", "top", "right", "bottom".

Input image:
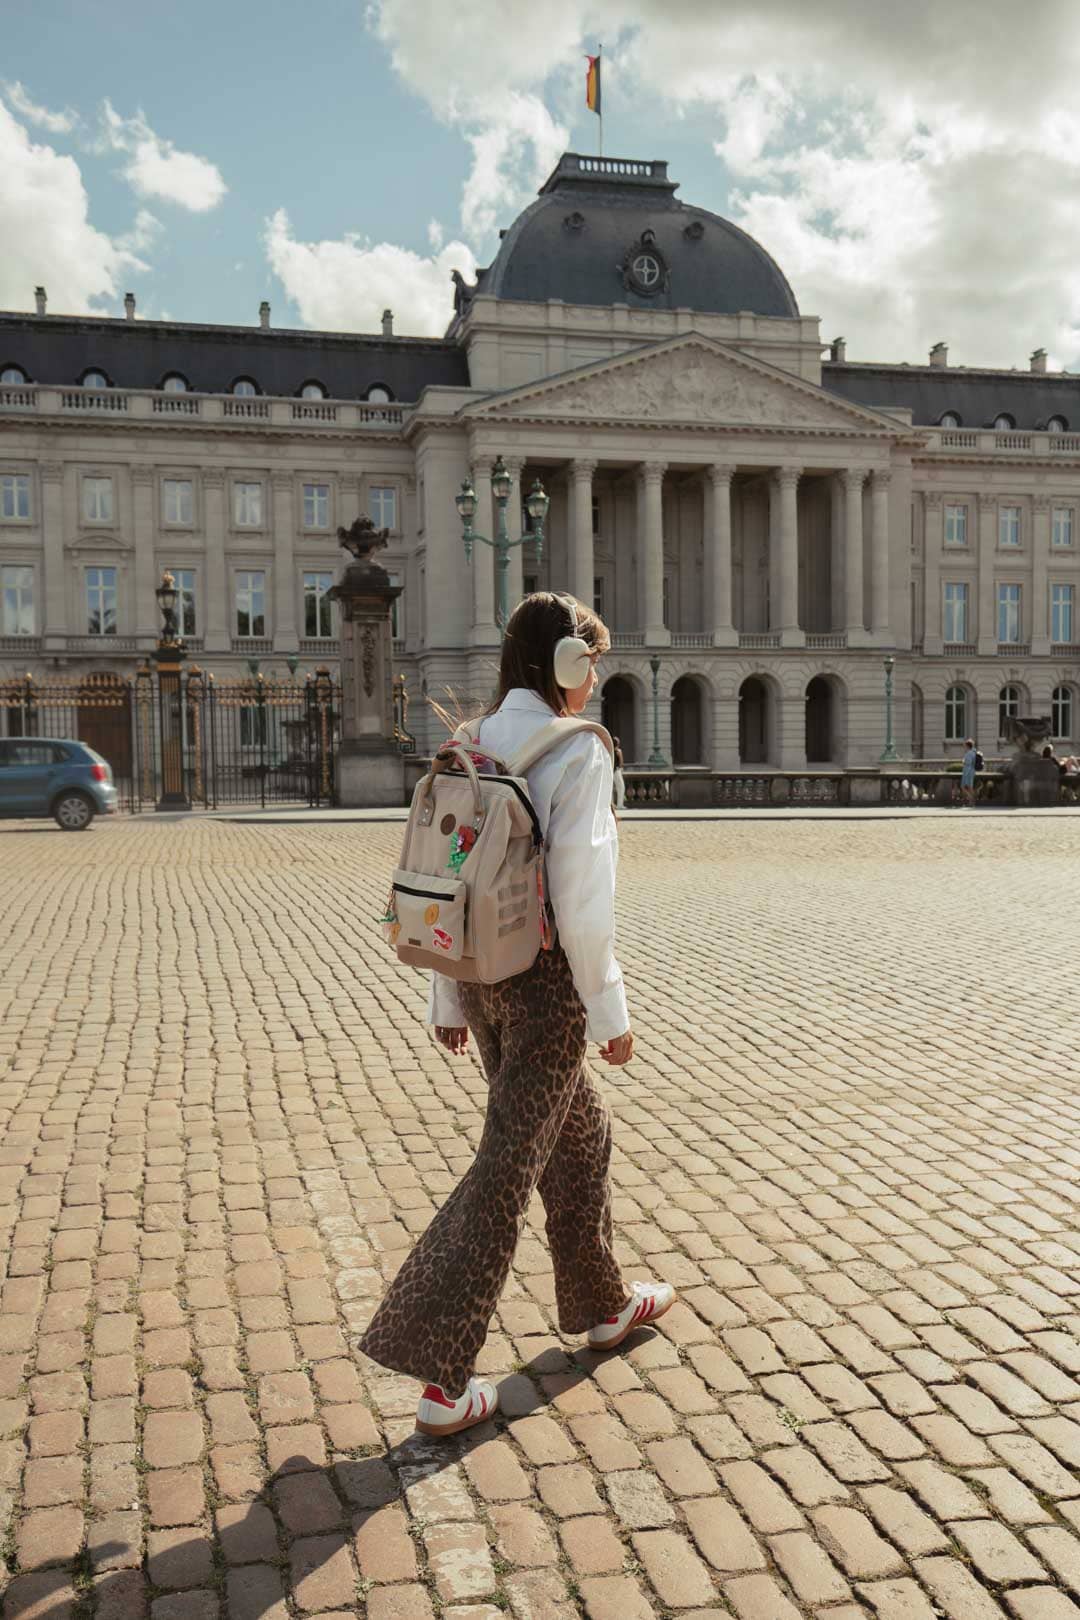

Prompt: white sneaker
[
  {"left": 587, "top": 1281, "right": 676, "bottom": 1351},
  {"left": 416, "top": 1377, "right": 498, "bottom": 1437}
]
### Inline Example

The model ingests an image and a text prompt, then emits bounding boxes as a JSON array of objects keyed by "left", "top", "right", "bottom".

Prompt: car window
[
  {"left": 10, "top": 742, "right": 55, "bottom": 765},
  {"left": 0, "top": 740, "right": 12, "bottom": 766},
  {"left": 51, "top": 744, "right": 71, "bottom": 764}
]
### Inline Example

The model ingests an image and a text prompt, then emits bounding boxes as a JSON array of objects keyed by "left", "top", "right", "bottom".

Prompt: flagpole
[{"left": 598, "top": 44, "right": 603, "bottom": 156}]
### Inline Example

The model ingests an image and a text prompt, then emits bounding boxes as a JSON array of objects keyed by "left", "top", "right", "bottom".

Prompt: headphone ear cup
[{"left": 553, "top": 636, "right": 592, "bottom": 689}]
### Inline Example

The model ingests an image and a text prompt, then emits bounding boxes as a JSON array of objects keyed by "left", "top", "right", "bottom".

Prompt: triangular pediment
[{"left": 466, "top": 333, "right": 905, "bottom": 436}]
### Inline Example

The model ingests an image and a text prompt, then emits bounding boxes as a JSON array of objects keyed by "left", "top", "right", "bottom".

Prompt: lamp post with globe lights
[
  {"left": 154, "top": 570, "right": 190, "bottom": 811},
  {"left": 455, "top": 455, "right": 550, "bottom": 630}
]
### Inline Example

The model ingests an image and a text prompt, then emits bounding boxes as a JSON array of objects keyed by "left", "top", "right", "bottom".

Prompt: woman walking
[{"left": 359, "top": 592, "right": 674, "bottom": 1436}]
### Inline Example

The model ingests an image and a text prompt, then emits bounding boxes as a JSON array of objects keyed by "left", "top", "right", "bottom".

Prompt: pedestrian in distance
[
  {"left": 961, "top": 737, "right": 979, "bottom": 807},
  {"left": 359, "top": 592, "right": 675, "bottom": 1438},
  {"left": 612, "top": 734, "right": 626, "bottom": 810}
]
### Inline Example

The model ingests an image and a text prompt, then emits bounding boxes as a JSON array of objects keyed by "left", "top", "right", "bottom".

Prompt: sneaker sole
[
  {"left": 587, "top": 1294, "right": 675, "bottom": 1352},
  {"left": 416, "top": 1403, "right": 496, "bottom": 1438}
]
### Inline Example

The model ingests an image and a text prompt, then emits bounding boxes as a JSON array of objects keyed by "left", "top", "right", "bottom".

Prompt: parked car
[{"left": 0, "top": 738, "right": 119, "bottom": 829}]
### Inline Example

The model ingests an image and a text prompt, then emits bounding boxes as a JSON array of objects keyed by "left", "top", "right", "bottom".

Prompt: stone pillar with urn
[{"left": 329, "top": 516, "right": 405, "bottom": 807}]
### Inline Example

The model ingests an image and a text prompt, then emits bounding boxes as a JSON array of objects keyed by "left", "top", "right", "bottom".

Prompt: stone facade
[{"left": 1, "top": 153, "right": 1078, "bottom": 768}]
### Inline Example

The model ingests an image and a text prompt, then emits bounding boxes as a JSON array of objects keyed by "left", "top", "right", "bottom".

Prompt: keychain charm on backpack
[{"left": 447, "top": 824, "right": 477, "bottom": 874}]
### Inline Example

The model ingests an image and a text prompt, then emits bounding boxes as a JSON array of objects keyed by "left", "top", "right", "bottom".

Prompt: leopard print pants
[{"left": 358, "top": 945, "right": 630, "bottom": 1397}]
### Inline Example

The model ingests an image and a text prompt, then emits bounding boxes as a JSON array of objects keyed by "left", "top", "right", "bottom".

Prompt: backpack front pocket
[{"left": 390, "top": 869, "right": 467, "bottom": 962}]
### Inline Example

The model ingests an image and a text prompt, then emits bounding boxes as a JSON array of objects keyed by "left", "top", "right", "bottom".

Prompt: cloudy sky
[{"left": 5, "top": 0, "right": 1080, "bottom": 368}]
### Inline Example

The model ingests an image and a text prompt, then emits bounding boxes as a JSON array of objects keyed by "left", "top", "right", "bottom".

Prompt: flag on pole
[{"left": 585, "top": 51, "right": 602, "bottom": 116}]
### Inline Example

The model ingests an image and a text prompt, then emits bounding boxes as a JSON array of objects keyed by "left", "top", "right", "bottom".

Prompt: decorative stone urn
[
  {"left": 329, "top": 517, "right": 404, "bottom": 807},
  {"left": 1002, "top": 716, "right": 1060, "bottom": 808}
]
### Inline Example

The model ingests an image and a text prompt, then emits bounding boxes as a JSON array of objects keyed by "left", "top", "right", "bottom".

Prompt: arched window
[
  {"left": 300, "top": 381, "right": 327, "bottom": 399},
  {"left": 366, "top": 384, "right": 393, "bottom": 403},
  {"left": 998, "top": 684, "right": 1021, "bottom": 737},
  {"left": 81, "top": 369, "right": 108, "bottom": 389},
  {"left": 161, "top": 374, "right": 189, "bottom": 393},
  {"left": 993, "top": 413, "right": 1015, "bottom": 431},
  {"left": 232, "top": 377, "right": 258, "bottom": 397},
  {"left": 1048, "top": 415, "right": 1068, "bottom": 433},
  {"left": 939, "top": 411, "right": 961, "bottom": 429},
  {"left": 1052, "top": 685, "right": 1074, "bottom": 739},
  {"left": 1, "top": 365, "right": 28, "bottom": 385},
  {"left": 945, "top": 684, "right": 968, "bottom": 741}
]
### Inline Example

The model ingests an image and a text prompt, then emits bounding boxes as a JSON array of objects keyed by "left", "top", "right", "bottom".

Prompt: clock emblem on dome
[{"left": 619, "top": 228, "right": 669, "bottom": 298}]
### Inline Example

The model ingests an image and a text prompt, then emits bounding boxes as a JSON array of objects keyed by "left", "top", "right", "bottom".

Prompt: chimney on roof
[
  {"left": 929, "top": 341, "right": 948, "bottom": 368},
  {"left": 259, "top": 300, "right": 271, "bottom": 330},
  {"left": 124, "top": 292, "right": 136, "bottom": 321},
  {"left": 830, "top": 337, "right": 846, "bottom": 362},
  {"left": 1031, "top": 347, "right": 1048, "bottom": 373},
  {"left": 34, "top": 286, "right": 46, "bottom": 316},
  {"left": 382, "top": 308, "right": 393, "bottom": 337}
]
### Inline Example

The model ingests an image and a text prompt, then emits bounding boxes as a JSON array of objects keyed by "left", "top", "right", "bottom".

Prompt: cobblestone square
[{"left": 2, "top": 813, "right": 1080, "bottom": 1619}]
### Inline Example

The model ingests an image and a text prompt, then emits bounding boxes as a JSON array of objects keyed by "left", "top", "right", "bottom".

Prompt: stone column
[
  {"left": 638, "top": 462, "right": 670, "bottom": 644},
  {"left": 922, "top": 491, "right": 943, "bottom": 654},
  {"left": 40, "top": 462, "right": 66, "bottom": 651},
  {"left": 977, "top": 493, "right": 997, "bottom": 654},
  {"left": 830, "top": 474, "right": 845, "bottom": 633},
  {"left": 468, "top": 457, "right": 498, "bottom": 646},
  {"left": 338, "top": 474, "right": 362, "bottom": 530},
  {"left": 844, "top": 469, "right": 868, "bottom": 645},
  {"left": 1032, "top": 494, "right": 1051, "bottom": 654},
  {"left": 705, "top": 464, "right": 737, "bottom": 646},
  {"left": 569, "top": 459, "right": 597, "bottom": 607},
  {"left": 131, "top": 466, "right": 158, "bottom": 646},
  {"left": 272, "top": 473, "right": 298, "bottom": 653},
  {"left": 504, "top": 457, "right": 525, "bottom": 617},
  {"left": 202, "top": 471, "right": 229, "bottom": 655},
  {"left": 770, "top": 467, "right": 803, "bottom": 645},
  {"left": 870, "top": 469, "right": 892, "bottom": 643}
]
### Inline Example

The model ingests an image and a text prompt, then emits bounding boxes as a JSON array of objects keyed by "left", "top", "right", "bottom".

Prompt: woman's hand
[
  {"left": 435, "top": 1026, "right": 469, "bottom": 1055},
  {"left": 598, "top": 1030, "right": 634, "bottom": 1067}
]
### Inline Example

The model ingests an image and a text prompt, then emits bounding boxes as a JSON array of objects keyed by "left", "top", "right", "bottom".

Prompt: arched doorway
[
  {"left": 738, "top": 677, "right": 770, "bottom": 764},
  {"left": 805, "top": 676, "right": 834, "bottom": 764},
  {"left": 602, "top": 676, "right": 636, "bottom": 764},
  {"left": 671, "top": 676, "right": 704, "bottom": 765}
]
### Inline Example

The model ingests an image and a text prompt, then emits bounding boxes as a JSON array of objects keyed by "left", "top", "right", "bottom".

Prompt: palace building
[{"left": 1, "top": 151, "right": 1078, "bottom": 768}]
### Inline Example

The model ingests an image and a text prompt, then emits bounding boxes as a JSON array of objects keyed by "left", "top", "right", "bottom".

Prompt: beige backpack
[{"left": 383, "top": 716, "right": 613, "bottom": 984}]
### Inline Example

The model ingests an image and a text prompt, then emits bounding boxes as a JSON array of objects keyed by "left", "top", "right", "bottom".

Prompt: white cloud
[
  {"left": 0, "top": 96, "right": 147, "bottom": 315},
  {"left": 101, "top": 100, "right": 226, "bottom": 212},
  {"left": 264, "top": 207, "right": 477, "bottom": 336},
  {"left": 3, "top": 80, "right": 76, "bottom": 135}
]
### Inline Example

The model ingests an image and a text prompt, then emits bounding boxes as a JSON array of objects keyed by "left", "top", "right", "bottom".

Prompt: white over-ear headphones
[{"left": 552, "top": 595, "right": 593, "bottom": 690}]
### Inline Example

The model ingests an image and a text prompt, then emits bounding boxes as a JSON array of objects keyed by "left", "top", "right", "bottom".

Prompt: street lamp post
[
  {"left": 456, "top": 455, "right": 550, "bottom": 630},
  {"left": 880, "top": 654, "right": 898, "bottom": 764},
  {"left": 154, "top": 570, "right": 190, "bottom": 812},
  {"left": 648, "top": 654, "right": 667, "bottom": 768}
]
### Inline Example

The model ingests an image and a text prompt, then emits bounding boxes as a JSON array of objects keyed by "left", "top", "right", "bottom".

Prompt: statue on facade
[
  {"left": 451, "top": 269, "right": 476, "bottom": 315},
  {"left": 337, "top": 515, "right": 389, "bottom": 562}
]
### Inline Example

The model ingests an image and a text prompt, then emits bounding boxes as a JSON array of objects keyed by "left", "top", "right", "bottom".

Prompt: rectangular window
[
  {"left": 944, "top": 504, "right": 968, "bottom": 547},
  {"left": 303, "top": 483, "right": 329, "bottom": 529},
  {"left": 1051, "top": 583, "right": 1075, "bottom": 644},
  {"left": 592, "top": 496, "right": 600, "bottom": 537},
  {"left": 943, "top": 582, "right": 969, "bottom": 643},
  {"left": 369, "top": 485, "right": 397, "bottom": 532},
  {"left": 522, "top": 574, "right": 538, "bottom": 598},
  {"left": 233, "top": 481, "right": 263, "bottom": 527},
  {"left": 1, "top": 474, "right": 31, "bottom": 520},
  {"left": 593, "top": 576, "right": 605, "bottom": 619},
  {"left": 997, "top": 582, "right": 1022, "bottom": 643},
  {"left": 239, "top": 707, "right": 268, "bottom": 747},
  {"left": 83, "top": 477, "right": 113, "bottom": 523},
  {"left": 235, "top": 570, "right": 265, "bottom": 637},
  {"left": 999, "top": 506, "right": 1021, "bottom": 548},
  {"left": 86, "top": 566, "right": 117, "bottom": 635},
  {"left": 388, "top": 572, "right": 402, "bottom": 639},
  {"left": 662, "top": 575, "right": 671, "bottom": 628},
  {"left": 163, "top": 478, "right": 193, "bottom": 525},
  {"left": 1052, "top": 507, "right": 1074, "bottom": 548},
  {"left": 168, "top": 568, "right": 196, "bottom": 636},
  {"left": 0, "top": 565, "right": 34, "bottom": 635},
  {"left": 302, "top": 571, "right": 333, "bottom": 638}
]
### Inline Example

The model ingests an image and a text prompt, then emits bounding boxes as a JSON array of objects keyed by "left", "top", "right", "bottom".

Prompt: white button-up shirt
[{"left": 428, "top": 687, "right": 630, "bottom": 1044}]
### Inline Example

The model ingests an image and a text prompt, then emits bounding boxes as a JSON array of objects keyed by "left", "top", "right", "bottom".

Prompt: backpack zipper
[{"left": 393, "top": 880, "right": 462, "bottom": 901}]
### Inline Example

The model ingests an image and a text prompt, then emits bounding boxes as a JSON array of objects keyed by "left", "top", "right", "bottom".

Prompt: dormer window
[
  {"left": 994, "top": 413, "right": 1015, "bottom": 431},
  {"left": 939, "top": 412, "right": 961, "bottom": 428},
  {"left": 161, "top": 374, "right": 189, "bottom": 393},
  {"left": 232, "top": 378, "right": 258, "bottom": 397},
  {"left": 1, "top": 366, "right": 28, "bottom": 385},
  {"left": 300, "top": 381, "right": 327, "bottom": 400},
  {"left": 81, "top": 370, "right": 108, "bottom": 389},
  {"left": 366, "top": 384, "right": 392, "bottom": 403},
  {"left": 1048, "top": 415, "right": 1068, "bottom": 433}
]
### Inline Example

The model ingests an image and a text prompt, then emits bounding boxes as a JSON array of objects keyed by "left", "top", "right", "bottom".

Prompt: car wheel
[{"left": 54, "top": 791, "right": 95, "bottom": 831}]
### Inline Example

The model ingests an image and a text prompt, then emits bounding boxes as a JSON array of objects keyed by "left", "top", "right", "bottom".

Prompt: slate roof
[
  {"left": 0, "top": 312, "right": 469, "bottom": 399},
  {"left": 469, "top": 152, "right": 799, "bottom": 320},
  {"left": 823, "top": 361, "right": 1080, "bottom": 431}
]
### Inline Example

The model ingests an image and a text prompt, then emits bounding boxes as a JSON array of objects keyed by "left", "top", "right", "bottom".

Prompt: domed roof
[{"left": 471, "top": 153, "right": 798, "bottom": 320}]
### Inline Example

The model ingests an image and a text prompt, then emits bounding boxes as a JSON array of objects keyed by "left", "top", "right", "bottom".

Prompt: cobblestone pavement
[{"left": 2, "top": 815, "right": 1080, "bottom": 1620}]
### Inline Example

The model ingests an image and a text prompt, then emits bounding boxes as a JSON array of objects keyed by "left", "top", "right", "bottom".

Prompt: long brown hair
[{"left": 484, "top": 592, "right": 610, "bottom": 717}]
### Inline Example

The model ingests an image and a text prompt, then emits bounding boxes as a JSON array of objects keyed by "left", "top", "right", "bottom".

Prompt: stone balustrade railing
[
  {"left": 928, "top": 426, "right": 1080, "bottom": 457},
  {"left": 0, "top": 383, "right": 408, "bottom": 430}
]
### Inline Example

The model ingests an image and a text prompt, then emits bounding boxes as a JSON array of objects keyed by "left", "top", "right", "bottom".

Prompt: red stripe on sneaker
[
  {"left": 477, "top": 1389, "right": 488, "bottom": 1418},
  {"left": 422, "top": 1384, "right": 456, "bottom": 1409}
]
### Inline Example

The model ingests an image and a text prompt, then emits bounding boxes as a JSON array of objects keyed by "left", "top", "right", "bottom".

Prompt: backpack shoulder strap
[{"left": 508, "top": 717, "right": 613, "bottom": 777}]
